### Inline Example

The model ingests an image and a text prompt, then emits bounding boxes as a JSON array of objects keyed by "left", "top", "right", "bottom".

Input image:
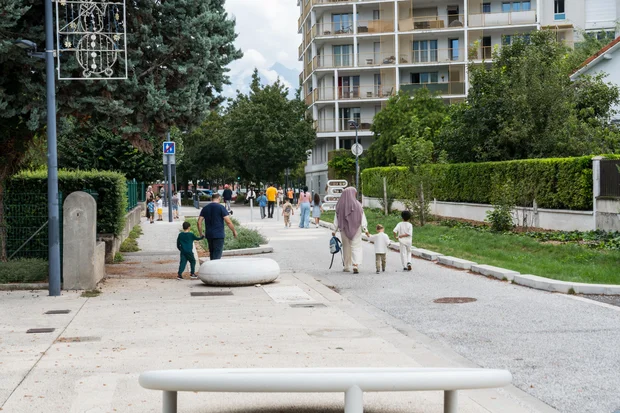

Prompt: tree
[
  {"left": 366, "top": 88, "right": 448, "bottom": 167},
  {"left": 439, "top": 30, "right": 620, "bottom": 163},
  {"left": 226, "top": 70, "right": 315, "bottom": 182},
  {"left": 58, "top": 124, "right": 162, "bottom": 183}
]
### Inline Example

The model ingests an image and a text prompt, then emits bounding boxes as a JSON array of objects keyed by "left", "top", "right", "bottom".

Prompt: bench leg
[
  {"left": 344, "top": 385, "right": 363, "bottom": 413},
  {"left": 444, "top": 390, "right": 457, "bottom": 413},
  {"left": 163, "top": 391, "right": 177, "bottom": 413}
]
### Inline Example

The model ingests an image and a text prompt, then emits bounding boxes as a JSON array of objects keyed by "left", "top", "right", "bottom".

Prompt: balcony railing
[
  {"left": 356, "top": 20, "right": 395, "bottom": 34},
  {"left": 299, "top": 41, "right": 305, "bottom": 59},
  {"left": 314, "top": 118, "right": 374, "bottom": 133},
  {"left": 305, "top": 90, "right": 314, "bottom": 106},
  {"left": 400, "top": 82, "right": 466, "bottom": 96},
  {"left": 468, "top": 46, "right": 494, "bottom": 60},
  {"left": 299, "top": 70, "right": 305, "bottom": 85},
  {"left": 399, "top": 14, "right": 464, "bottom": 31},
  {"left": 312, "top": 53, "right": 398, "bottom": 69},
  {"left": 398, "top": 47, "right": 465, "bottom": 65},
  {"left": 312, "top": 20, "right": 394, "bottom": 38},
  {"left": 358, "top": 52, "right": 398, "bottom": 66},
  {"left": 312, "top": 86, "right": 395, "bottom": 102},
  {"left": 468, "top": 10, "right": 536, "bottom": 27}
]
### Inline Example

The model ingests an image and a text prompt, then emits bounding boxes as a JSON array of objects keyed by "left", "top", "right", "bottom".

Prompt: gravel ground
[
  {"left": 581, "top": 294, "right": 620, "bottom": 307},
  {"left": 236, "top": 207, "right": 620, "bottom": 413}
]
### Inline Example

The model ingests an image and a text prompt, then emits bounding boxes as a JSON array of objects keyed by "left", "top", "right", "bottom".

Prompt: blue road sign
[{"left": 163, "top": 141, "right": 175, "bottom": 154}]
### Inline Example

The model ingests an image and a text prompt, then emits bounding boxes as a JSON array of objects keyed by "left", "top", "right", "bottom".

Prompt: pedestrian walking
[
  {"left": 287, "top": 188, "right": 293, "bottom": 202},
  {"left": 246, "top": 188, "right": 256, "bottom": 205},
  {"left": 311, "top": 192, "right": 323, "bottom": 227},
  {"left": 197, "top": 193, "right": 237, "bottom": 260},
  {"left": 297, "top": 186, "right": 312, "bottom": 228},
  {"left": 332, "top": 187, "right": 367, "bottom": 274},
  {"left": 223, "top": 184, "right": 233, "bottom": 212},
  {"left": 147, "top": 199, "right": 155, "bottom": 224},
  {"left": 257, "top": 192, "right": 268, "bottom": 219},
  {"left": 145, "top": 186, "right": 155, "bottom": 221},
  {"left": 156, "top": 196, "right": 163, "bottom": 221},
  {"left": 277, "top": 186, "right": 284, "bottom": 206},
  {"left": 171, "top": 192, "right": 180, "bottom": 220},
  {"left": 282, "top": 197, "right": 294, "bottom": 228},
  {"left": 266, "top": 184, "right": 277, "bottom": 218},
  {"left": 393, "top": 210, "right": 413, "bottom": 271},
  {"left": 176, "top": 221, "right": 204, "bottom": 280},
  {"left": 366, "top": 224, "right": 390, "bottom": 274}
]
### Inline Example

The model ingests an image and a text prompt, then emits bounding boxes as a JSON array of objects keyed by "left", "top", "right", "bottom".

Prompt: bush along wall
[
  {"left": 7, "top": 170, "right": 128, "bottom": 235},
  {"left": 362, "top": 155, "right": 620, "bottom": 211}
]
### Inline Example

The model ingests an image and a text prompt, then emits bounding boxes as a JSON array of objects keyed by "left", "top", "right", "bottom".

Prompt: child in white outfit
[
  {"left": 393, "top": 210, "right": 413, "bottom": 271},
  {"left": 366, "top": 224, "right": 391, "bottom": 273}
]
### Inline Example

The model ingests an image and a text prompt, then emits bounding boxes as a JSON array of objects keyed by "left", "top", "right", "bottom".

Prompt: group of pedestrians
[
  {"left": 332, "top": 187, "right": 413, "bottom": 274},
  {"left": 144, "top": 186, "right": 181, "bottom": 223}
]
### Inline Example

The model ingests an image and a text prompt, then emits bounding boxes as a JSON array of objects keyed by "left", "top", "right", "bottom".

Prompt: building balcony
[
  {"left": 312, "top": 52, "right": 399, "bottom": 69},
  {"left": 314, "top": 118, "right": 374, "bottom": 133},
  {"left": 299, "top": 41, "right": 305, "bottom": 60},
  {"left": 468, "top": 46, "right": 494, "bottom": 60},
  {"left": 311, "top": 85, "right": 394, "bottom": 103},
  {"left": 312, "top": 20, "right": 394, "bottom": 38},
  {"left": 468, "top": 10, "right": 537, "bottom": 27},
  {"left": 398, "top": 48, "right": 465, "bottom": 65},
  {"left": 299, "top": 70, "right": 305, "bottom": 85},
  {"left": 400, "top": 82, "right": 465, "bottom": 96},
  {"left": 398, "top": 14, "right": 464, "bottom": 32}
]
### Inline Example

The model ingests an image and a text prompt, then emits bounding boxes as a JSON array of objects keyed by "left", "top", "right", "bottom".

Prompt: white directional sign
[
  {"left": 323, "top": 180, "right": 348, "bottom": 211},
  {"left": 351, "top": 143, "right": 363, "bottom": 157}
]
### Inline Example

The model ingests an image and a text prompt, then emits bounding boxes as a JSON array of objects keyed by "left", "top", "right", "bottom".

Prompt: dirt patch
[{"left": 154, "top": 260, "right": 177, "bottom": 265}]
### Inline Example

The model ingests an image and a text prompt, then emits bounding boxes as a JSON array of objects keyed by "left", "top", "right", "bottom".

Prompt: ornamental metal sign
[{"left": 56, "top": 0, "right": 128, "bottom": 80}]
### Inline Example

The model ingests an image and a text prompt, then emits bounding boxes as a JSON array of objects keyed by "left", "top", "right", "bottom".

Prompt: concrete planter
[{"left": 199, "top": 258, "right": 280, "bottom": 286}]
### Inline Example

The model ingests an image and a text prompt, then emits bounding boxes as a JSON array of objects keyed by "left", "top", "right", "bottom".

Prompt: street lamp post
[
  {"left": 348, "top": 120, "right": 360, "bottom": 197},
  {"left": 14, "top": 0, "right": 61, "bottom": 297}
]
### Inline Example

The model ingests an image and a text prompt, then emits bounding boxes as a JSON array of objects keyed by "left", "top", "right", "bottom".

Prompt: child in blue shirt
[
  {"left": 257, "top": 192, "right": 268, "bottom": 219},
  {"left": 147, "top": 200, "right": 155, "bottom": 224}
]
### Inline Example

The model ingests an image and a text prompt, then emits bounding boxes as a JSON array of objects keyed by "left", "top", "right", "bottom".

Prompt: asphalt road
[{"left": 236, "top": 205, "right": 620, "bottom": 413}]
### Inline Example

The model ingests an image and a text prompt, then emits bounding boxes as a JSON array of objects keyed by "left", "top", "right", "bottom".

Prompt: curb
[
  {"left": 319, "top": 219, "right": 620, "bottom": 295},
  {"left": 0, "top": 283, "right": 49, "bottom": 291}
]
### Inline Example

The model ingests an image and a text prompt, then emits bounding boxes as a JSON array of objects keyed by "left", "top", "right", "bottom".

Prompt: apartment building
[{"left": 297, "top": 0, "right": 620, "bottom": 194}]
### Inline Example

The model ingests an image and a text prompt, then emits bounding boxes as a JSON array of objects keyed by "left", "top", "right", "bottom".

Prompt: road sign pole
[{"left": 166, "top": 132, "right": 173, "bottom": 223}]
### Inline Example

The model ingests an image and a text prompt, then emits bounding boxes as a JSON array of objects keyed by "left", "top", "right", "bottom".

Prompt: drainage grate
[
  {"left": 191, "top": 291, "right": 233, "bottom": 297},
  {"left": 26, "top": 328, "right": 55, "bottom": 334},
  {"left": 290, "top": 303, "right": 327, "bottom": 308},
  {"left": 56, "top": 336, "right": 101, "bottom": 343},
  {"left": 434, "top": 297, "right": 477, "bottom": 304},
  {"left": 45, "top": 310, "right": 71, "bottom": 315}
]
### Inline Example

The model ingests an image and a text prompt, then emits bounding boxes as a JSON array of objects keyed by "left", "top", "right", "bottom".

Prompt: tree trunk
[{"left": 419, "top": 182, "right": 426, "bottom": 227}]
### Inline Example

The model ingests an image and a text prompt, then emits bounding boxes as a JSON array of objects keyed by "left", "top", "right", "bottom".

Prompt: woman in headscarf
[{"left": 333, "top": 187, "right": 367, "bottom": 274}]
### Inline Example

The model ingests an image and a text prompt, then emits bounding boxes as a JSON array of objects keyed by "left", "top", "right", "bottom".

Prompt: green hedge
[
  {"left": 362, "top": 156, "right": 620, "bottom": 211},
  {"left": 7, "top": 170, "right": 128, "bottom": 235}
]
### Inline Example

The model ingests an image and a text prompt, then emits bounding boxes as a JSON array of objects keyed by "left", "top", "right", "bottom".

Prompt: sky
[{"left": 222, "top": 0, "right": 302, "bottom": 97}]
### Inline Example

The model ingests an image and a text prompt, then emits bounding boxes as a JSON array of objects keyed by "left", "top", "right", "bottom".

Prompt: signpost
[
  {"left": 163, "top": 138, "right": 175, "bottom": 223},
  {"left": 323, "top": 180, "right": 348, "bottom": 212}
]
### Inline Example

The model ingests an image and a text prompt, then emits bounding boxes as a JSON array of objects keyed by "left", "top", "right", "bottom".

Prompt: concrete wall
[
  {"left": 97, "top": 204, "right": 144, "bottom": 263},
  {"left": 596, "top": 198, "right": 620, "bottom": 231},
  {"left": 362, "top": 196, "right": 595, "bottom": 231}
]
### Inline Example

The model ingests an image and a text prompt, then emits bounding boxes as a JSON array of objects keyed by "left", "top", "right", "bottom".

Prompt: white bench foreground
[{"left": 139, "top": 367, "right": 512, "bottom": 413}]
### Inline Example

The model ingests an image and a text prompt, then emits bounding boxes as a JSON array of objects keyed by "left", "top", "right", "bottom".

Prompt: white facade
[{"left": 297, "top": 0, "right": 618, "bottom": 193}]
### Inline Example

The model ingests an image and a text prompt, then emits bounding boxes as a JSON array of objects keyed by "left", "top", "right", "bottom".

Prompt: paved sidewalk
[{"left": 0, "top": 203, "right": 556, "bottom": 413}]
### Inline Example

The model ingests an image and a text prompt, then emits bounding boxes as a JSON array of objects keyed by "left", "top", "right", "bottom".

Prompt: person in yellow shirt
[{"left": 266, "top": 184, "right": 277, "bottom": 218}]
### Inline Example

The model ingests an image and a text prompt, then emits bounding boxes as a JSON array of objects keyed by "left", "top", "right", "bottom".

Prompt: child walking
[
  {"left": 311, "top": 193, "right": 323, "bottom": 227},
  {"left": 147, "top": 199, "right": 155, "bottom": 224},
  {"left": 366, "top": 224, "right": 391, "bottom": 274},
  {"left": 176, "top": 221, "right": 204, "bottom": 280},
  {"left": 156, "top": 196, "right": 163, "bottom": 221},
  {"left": 257, "top": 191, "right": 268, "bottom": 219},
  {"left": 282, "top": 198, "right": 294, "bottom": 228},
  {"left": 393, "top": 210, "right": 413, "bottom": 271}
]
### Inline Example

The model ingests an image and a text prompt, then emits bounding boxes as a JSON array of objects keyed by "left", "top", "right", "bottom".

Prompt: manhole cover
[
  {"left": 26, "top": 328, "right": 55, "bottom": 334},
  {"left": 290, "top": 303, "right": 327, "bottom": 308},
  {"left": 191, "top": 291, "right": 233, "bottom": 297},
  {"left": 434, "top": 297, "right": 477, "bottom": 304},
  {"left": 45, "top": 310, "right": 71, "bottom": 314}
]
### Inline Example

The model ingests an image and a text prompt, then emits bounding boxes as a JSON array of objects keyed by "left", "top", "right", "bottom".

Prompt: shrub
[
  {"left": 362, "top": 155, "right": 620, "bottom": 211},
  {"left": 7, "top": 169, "right": 128, "bottom": 235},
  {"left": 235, "top": 194, "right": 246, "bottom": 204},
  {"left": 0, "top": 258, "right": 48, "bottom": 283}
]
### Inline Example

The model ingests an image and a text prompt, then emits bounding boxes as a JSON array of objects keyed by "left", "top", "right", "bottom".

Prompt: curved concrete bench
[
  {"left": 139, "top": 367, "right": 512, "bottom": 413},
  {"left": 198, "top": 257, "right": 279, "bottom": 286}
]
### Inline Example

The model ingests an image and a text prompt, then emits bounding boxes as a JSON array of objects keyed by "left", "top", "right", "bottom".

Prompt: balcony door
[
  {"left": 332, "top": 13, "right": 354, "bottom": 33},
  {"left": 333, "top": 45, "right": 353, "bottom": 67},
  {"left": 338, "top": 76, "right": 360, "bottom": 99},
  {"left": 413, "top": 40, "right": 438, "bottom": 63},
  {"left": 482, "top": 36, "right": 492, "bottom": 59},
  {"left": 449, "top": 38, "right": 459, "bottom": 61},
  {"left": 339, "top": 107, "right": 361, "bottom": 130},
  {"left": 374, "top": 74, "right": 382, "bottom": 97},
  {"left": 447, "top": 5, "right": 460, "bottom": 25}
]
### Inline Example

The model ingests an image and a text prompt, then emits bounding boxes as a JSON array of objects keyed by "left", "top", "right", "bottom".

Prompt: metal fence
[
  {"left": 127, "top": 180, "right": 138, "bottom": 211},
  {"left": 1, "top": 192, "right": 63, "bottom": 261},
  {"left": 600, "top": 160, "right": 620, "bottom": 197}
]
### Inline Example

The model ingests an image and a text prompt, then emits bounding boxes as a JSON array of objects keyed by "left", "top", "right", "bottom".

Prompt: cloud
[{"left": 223, "top": 0, "right": 301, "bottom": 97}]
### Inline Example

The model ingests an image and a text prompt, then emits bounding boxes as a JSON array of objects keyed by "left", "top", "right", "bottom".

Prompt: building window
[
  {"left": 502, "top": 35, "right": 512, "bottom": 45},
  {"left": 413, "top": 40, "right": 438, "bottom": 63},
  {"left": 411, "top": 72, "right": 439, "bottom": 84},
  {"left": 449, "top": 38, "right": 459, "bottom": 60},
  {"left": 502, "top": 2, "right": 511, "bottom": 12},
  {"left": 502, "top": 1, "right": 531, "bottom": 12},
  {"left": 373, "top": 10, "right": 380, "bottom": 20},
  {"left": 333, "top": 45, "right": 353, "bottom": 67},
  {"left": 482, "top": 3, "right": 491, "bottom": 13},
  {"left": 339, "top": 108, "right": 361, "bottom": 130},
  {"left": 332, "top": 13, "right": 354, "bottom": 33},
  {"left": 554, "top": 0, "right": 565, "bottom": 20}
]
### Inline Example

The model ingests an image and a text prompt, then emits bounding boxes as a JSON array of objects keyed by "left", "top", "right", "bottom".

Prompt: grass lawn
[
  {"left": 321, "top": 209, "right": 620, "bottom": 285},
  {"left": 184, "top": 217, "right": 266, "bottom": 251}
]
